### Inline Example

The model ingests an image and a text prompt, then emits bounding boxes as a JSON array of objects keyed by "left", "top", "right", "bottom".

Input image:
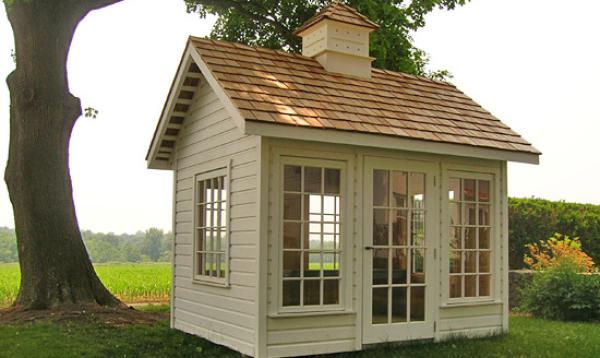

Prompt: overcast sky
[{"left": 0, "top": 0, "right": 598, "bottom": 234}]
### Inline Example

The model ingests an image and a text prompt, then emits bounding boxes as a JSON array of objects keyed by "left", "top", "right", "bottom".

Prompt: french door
[{"left": 362, "top": 157, "right": 437, "bottom": 344}]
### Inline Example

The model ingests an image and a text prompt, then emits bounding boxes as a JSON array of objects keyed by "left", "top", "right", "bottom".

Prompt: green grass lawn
[
  {"left": 0, "top": 263, "right": 171, "bottom": 307},
  {"left": 0, "top": 312, "right": 599, "bottom": 358}
]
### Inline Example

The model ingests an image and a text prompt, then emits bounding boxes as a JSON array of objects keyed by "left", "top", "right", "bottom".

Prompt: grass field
[
  {"left": 0, "top": 263, "right": 171, "bottom": 307},
  {"left": 0, "top": 312, "right": 599, "bottom": 357}
]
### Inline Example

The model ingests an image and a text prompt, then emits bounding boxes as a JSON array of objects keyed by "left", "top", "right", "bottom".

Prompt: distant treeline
[
  {"left": 0, "top": 227, "right": 172, "bottom": 263},
  {"left": 2, "top": 197, "right": 600, "bottom": 266}
]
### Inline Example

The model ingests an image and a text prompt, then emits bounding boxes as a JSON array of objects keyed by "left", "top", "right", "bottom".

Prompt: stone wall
[{"left": 509, "top": 270, "right": 535, "bottom": 309}]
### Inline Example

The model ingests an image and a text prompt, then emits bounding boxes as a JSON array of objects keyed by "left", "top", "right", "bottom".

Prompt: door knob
[{"left": 364, "top": 246, "right": 374, "bottom": 250}]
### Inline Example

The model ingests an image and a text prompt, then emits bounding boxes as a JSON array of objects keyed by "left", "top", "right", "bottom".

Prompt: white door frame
[{"left": 362, "top": 156, "right": 438, "bottom": 344}]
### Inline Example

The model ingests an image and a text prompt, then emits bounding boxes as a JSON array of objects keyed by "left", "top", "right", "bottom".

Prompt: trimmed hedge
[{"left": 509, "top": 198, "right": 600, "bottom": 269}]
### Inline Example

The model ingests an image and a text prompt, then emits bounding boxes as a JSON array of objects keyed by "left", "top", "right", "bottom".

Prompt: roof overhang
[
  {"left": 146, "top": 41, "right": 245, "bottom": 170},
  {"left": 245, "top": 120, "right": 540, "bottom": 164}
]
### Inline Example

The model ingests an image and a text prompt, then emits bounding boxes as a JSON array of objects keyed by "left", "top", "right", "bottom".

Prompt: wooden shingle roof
[
  {"left": 190, "top": 37, "right": 540, "bottom": 155},
  {"left": 294, "top": 1, "right": 379, "bottom": 35}
]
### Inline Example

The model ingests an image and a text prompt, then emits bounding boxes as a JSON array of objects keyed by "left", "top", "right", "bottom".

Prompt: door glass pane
[
  {"left": 304, "top": 167, "right": 322, "bottom": 193},
  {"left": 392, "top": 210, "right": 407, "bottom": 246},
  {"left": 392, "top": 249, "right": 407, "bottom": 284},
  {"left": 373, "top": 209, "right": 389, "bottom": 246},
  {"left": 449, "top": 276, "right": 462, "bottom": 298},
  {"left": 410, "top": 287, "right": 425, "bottom": 321},
  {"left": 304, "top": 252, "right": 321, "bottom": 277},
  {"left": 323, "top": 279, "right": 340, "bottom": 305},
  {"left": 284, "top": 165, "right": 301, "bottom": 192},
  {"left": 450, "top": 227, "right": 461, "bottom": 250},
  {"left": 409, "top": 173, "right": 425, "bottom": 208},
  {"left": 283, "top": 222, "right": 301, "bottom": 249},
  {"left": 479, "top": 227, "right": 490, "bottom": 249},
  {"left": 284, "top": 194, "right": 301, "bottom": 220},
  {"left": 323, "top": 252, "right": 339, "bottom": 277},
  {"left": 373, "top": 249, "right": 389, "bottom": 285},
  {"left": 449, "top": 178, "right": 461, "bottom": 201},
  {"left": 465, "top": 275, "right": 477, "bottom": 297},
  {"left": 372, "top": 287, "right": 388, "bottom": 324},
  {"left": 303, "top": 280, "right": 320, "bottom": 305},
  {"left": 410, "top": 249, "right": 425, "bottom": 284},
  {"left": 465, "top": 227, "right": 476, "bottom": 249},
  {"left": 449, "top": 251, "right": 461, "bottom": 273},
  {"left": 283, "top": 251, "right": 300, "bottom": 277},
  {"left": 324, "top": 168, "right": 341, "bottom": 194},
  {"left": 479, "top": 275, "right": 491, "bottom": 296},
  {"left": 392, "top": 287, "right": 407, "bottom": 323},
  {"left": 411, "top": 211, "right": 425, "bottom": 246},
  {"left": 465, "top": 203, "right": 476, "bottom": 225},
  {"left": 373, "top": 170, "right": 389, "bottom": 206},
  {"left": 465, "top": 251, "right": 477, "bottom": 273},
  {"left": 391, "top": 171, "right": 407, "bottom": 208},
  {"left": 463, "top": 179, "right": 476, "bottom": 201},
  {"left": 449, "top": 203, "right": 461, "bottom": 226},
  {"left": 478, "top": 180, "right": 490, "bottom": 202},
  {"left": 479, "top": 204, "right": 490, "bottom": 225},
  {"left": 479, "top": 251, "right": 490, "bottom": 273},
  {"left": 283, "top": 281, "right": 300, "bottom": 306}
]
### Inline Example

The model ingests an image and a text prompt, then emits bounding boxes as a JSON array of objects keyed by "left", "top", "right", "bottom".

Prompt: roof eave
[{"left": 244, "top": 120, "right": 540, "bottom": 165}]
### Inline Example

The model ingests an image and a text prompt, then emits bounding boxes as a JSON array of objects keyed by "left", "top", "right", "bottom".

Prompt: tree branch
[
  {"left": 83, "top": 0, "right": 125, "bottom": 12},
  {"left": 198, "top": 0, "right": 296, "bottom": 44}
]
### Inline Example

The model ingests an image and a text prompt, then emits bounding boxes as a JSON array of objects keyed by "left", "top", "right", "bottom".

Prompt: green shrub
[
  {"left": 509, "top": 198, "right": 600, "bottom": 269},
  {"left": 520, "top": 261, "right": 600, "bottom": 321}
]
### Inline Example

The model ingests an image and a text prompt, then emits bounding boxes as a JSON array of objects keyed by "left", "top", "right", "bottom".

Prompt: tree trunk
[{"left": 4, "top": 0, "right": 124, "bottom": 310}]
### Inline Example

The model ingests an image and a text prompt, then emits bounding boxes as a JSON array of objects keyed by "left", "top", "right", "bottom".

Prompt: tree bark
[{"left": 4, "top": 0, "right": 124, "bottom": 310}]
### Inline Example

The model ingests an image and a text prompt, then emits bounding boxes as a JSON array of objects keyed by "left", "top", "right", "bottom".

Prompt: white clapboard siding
[
  {"left": 172, "top": 80, "right": 259, "bottom": 356},
  {"left": 437, "top": 304, "right": 503, "bottom": 340}
]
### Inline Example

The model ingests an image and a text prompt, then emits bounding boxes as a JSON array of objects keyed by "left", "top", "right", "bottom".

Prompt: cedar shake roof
[
  {"left": 189, "top": 36, "right": 540, "bottom": 155},
  {"left": 294, "top": 2, "right": 379, "bottom": 35}
]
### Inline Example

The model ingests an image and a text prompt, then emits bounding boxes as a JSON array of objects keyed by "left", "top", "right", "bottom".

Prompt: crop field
[{"left": 0, "top": 263, "right": 171, "bottom": 307}]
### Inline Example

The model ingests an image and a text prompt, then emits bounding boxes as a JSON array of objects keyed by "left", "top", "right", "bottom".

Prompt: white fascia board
[
  {"left": 189, "top": 47, "right": 246, "bottom": 133},
  {"left": 244, "top": 121, "right": 540, "bottom": 164},
  {"left": 147, "top": 44, "right": 196, "bottom": 170}
]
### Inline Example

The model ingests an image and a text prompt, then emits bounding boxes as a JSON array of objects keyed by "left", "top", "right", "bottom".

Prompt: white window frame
[
  {"left": 192, "top": 162, "right": 232, "bottom": 287},
  {"left": 441, "top": 167, "right": 501, "bottom": 305},
  {"left": 276, "top": 156, "right": 350, "bottom": 314}
]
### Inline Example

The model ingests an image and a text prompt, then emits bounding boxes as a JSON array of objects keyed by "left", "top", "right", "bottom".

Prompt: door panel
[{"left": 363, "top": 157, "right": 437, "bottom": 344}]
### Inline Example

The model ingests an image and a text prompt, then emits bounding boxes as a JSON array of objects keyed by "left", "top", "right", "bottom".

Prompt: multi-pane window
[
  {"left": 194, "top": 174, "right": 228, "bottom": 283},
  {"left": 372, "top": 170, "right": 426, "bottom": 324},
  {"left": 282, "top": 165, "right": 342, "bottom": 308},
  {"left": 448, "top": 178, "right": 492, "bottom": 298}
]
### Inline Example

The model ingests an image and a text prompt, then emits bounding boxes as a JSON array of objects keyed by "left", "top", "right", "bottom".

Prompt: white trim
[
  {"left": 170, "top": 168, "right": 177, "bottom": 328},
  {"left": 245, "top": 121, "right": 540, "bottom": 165},
  {"left": 501, "top": 162, "right": 510, "bottom": 333},
  {"left": 191, "top": 161, "right": 232, "bottom": 287},
  {"left": 255, "top": 137, "right": 269, "bottom": 358},
  {"left": 147, "top": 44, "right": 195, "bottom": 170}
]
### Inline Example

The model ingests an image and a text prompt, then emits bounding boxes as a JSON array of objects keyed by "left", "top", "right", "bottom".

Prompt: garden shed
[{"left": 146, "top": 3, "right": 540, "bottom": 357}]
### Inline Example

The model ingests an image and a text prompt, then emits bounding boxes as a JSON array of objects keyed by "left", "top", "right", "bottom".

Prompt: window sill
[
  {"left": 440, "top": 299, "right": 502, "bottom": 308},
  {"left": 268, "top": 309, "right": 356, "bottom": 319},
  {"left": 192, "top": 278, "right": 230, "bottom": 288}
]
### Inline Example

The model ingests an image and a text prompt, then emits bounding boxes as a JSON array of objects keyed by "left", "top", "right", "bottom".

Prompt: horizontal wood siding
[
  {"left": 437, "top": 304, "right": 503, "bottom": 340},
  {"left": 173, "top": 81, "right": 258, "bottom": 357}
]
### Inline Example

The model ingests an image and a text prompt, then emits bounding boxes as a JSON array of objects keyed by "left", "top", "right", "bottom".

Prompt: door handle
[{"left": 364, "top": 246, "right": 374, "bottom": 250}]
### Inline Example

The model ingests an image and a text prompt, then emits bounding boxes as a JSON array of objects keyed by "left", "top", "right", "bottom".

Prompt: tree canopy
[{"left": 184, "top": 0, "right": 469, "bottom": 79}]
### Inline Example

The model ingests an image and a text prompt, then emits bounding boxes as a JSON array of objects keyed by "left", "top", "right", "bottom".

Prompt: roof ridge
[{"left": 189, "top": 36, "right": 457, "bottom": 90}]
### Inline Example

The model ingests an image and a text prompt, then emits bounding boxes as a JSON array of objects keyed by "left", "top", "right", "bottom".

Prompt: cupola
[{"left": 294, "top": 1, "right": 379, "bottom": 78}]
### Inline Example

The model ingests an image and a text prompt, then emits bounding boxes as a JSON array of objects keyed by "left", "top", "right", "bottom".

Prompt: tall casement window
[
  {"left": 193, "top": 167, "right": 230, "bottom": 285},
  {"left": 448, "top": 177, "right": 492, "bottom": 298},
  {"left": 281, "top": 164, "right": 342, "bottom": 308}
]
